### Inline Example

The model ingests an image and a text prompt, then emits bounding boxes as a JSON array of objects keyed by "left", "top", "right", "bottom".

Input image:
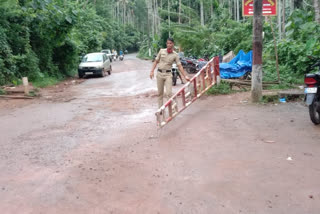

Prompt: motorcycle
[
  {"left": 304, "top": 57, "right": 320, "bottom": 125},
  {"left": 119, "top": 55, "right": 124, "bottom": 61},
  {"left": 181, "top": 55, "right": 210, "bottom": 74},
  {"left": 198, "top": 55, "right": 209, "bottom": 62},
  {"left": 172, "top": 63, "right": 184, "bottom": 86},
  {"left": 181, "top": 57, "right": 198, "bottom": 74}
]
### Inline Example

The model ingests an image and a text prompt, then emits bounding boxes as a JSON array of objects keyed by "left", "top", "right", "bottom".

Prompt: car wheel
[
  {"left": 100, "top": 69, "right": 105, "bottom": 77},
  {"left": 108, "top": 65, "right": 112, "bottom": 75},
  {"left": 78, "top": 72, "right": 84, "bottom": 78}
]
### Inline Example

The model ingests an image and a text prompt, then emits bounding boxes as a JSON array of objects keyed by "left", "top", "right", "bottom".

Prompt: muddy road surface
[{"left": 0, "top": 54, "right": 320, "bottom": 214}]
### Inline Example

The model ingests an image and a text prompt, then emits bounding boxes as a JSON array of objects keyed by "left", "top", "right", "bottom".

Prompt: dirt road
[{"left": 0, "top": 54, "right": 320, "bottom": 214}]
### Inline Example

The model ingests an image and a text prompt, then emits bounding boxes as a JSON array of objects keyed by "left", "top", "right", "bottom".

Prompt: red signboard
[{"left": 243, "top": 0, "right": 277, "bottom": 16}]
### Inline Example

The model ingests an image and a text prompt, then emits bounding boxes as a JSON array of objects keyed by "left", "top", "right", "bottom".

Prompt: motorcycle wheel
[
  {"left": 192, "top": 68, "right": 198, "bottom": 73},
  {"left": 309, "top": 101, "right": 320, "bottom": 125},
  {"left": 185, "top": 67, "right": 192, "bottom": 74},
  {"left": 172, "top": 73, "right": 177, "bottom": 86}
]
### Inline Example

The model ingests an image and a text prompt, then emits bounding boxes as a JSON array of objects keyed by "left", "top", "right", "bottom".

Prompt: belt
[{"left": 158, "top": 69, "right": 171, "bottom": 73}]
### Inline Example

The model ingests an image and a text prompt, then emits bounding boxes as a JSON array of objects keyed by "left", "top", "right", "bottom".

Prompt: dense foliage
[
  {"left": 1, "top": 0, "right": 320, "bottom": 86},
  {"left": 138, "top": 0, "right": 320, "bottom": 84},
  {"left": 0, "top": 0, "right": 141, "bottom": 86},
  {"left": 264, "top": 9, "right": 320, "bottom": 83}
]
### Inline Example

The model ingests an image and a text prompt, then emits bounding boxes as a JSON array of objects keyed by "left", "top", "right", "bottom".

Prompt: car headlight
[{"left": 79, "top": 66, "right": 83, "bottom": 69}]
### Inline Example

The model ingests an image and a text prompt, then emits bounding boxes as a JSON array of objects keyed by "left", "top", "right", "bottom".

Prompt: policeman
[{"left": 150, "top": 38, "right": 190, "bottom": 108}]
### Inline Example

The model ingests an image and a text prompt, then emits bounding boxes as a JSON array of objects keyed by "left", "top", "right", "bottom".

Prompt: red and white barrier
[{"left": 156, "top": 57, "right": 220, "bottom": 127}]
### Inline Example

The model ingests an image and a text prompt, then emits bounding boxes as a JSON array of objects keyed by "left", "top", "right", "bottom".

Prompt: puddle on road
[{"left": 76, "top": 70, "right": 156, "bottom": 98}]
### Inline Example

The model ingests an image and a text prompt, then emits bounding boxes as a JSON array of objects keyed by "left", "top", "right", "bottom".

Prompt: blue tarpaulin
[{"left": 220, "top": 50, "right": 252, "bottom": 79}]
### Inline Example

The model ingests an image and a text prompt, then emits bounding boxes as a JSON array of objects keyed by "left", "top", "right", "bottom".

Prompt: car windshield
[
  {"left": 82, "top": 54, "right": 103, "bottom": 62},
  {"left": 102, "top": 50, "right": 111, "bottom": 54}
]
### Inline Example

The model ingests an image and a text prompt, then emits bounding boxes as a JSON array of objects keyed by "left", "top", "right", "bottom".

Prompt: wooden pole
[
  {"left": 267, "top": 17, "right": 281, "bottom": 83},
  {"left": 22, "top": 77, "right": 29, "bottom": 95},
  {"left": 251, "top": 0, "right": 263, "bottom": 102}
]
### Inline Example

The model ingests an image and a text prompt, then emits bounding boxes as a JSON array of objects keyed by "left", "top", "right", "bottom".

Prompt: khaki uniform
[{"left": 155, "top": 49, "right": 181, "bottom": 108}]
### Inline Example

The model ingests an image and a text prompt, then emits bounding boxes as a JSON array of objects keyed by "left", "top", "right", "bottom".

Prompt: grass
[
  {"left": 265, "top": 82, "right": 299, "bottom": 90},
  {"left": 0, "top": 88, "right": 6, "bottom": 95},
  {"left": 137, "top": 51, "right": 154, "bottom": 60},
  {"left": 137, "top": 55, "right": 153, "bottom": 60},
  {"left": 28, "top": 89, "right": 40, "bottom": 97},
  {"left": 32, "top": 76, "right": 62, "bottom": 88},
  {"left": 207, "top": 81, "right": 233, "bottom": 95},
  {"left": 260, "top": 94, "right": 280, "bottom": 104}
]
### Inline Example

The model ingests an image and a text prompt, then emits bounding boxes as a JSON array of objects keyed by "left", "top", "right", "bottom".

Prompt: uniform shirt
[{"left": 156, "top": 49, "right": 181, "bottom": 71}]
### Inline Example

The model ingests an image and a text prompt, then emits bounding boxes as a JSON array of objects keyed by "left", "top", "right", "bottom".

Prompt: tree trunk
[
  {"left": 290, "top": 0, "right": 294, "bottom": 13},
  {"left": 168, "top": 0, "right": 171, "bottom": 36},
  {"left": 150, "top": 0, "right": 156, "bottom": 38},
  {"left": 156, "top": 0, "right": 160, "bottom": 34},
  {"left": 267, "top": 17, "right": 281, "bottom": 83},
  {"left": 83, "top": 0, "right": 89, "bottom": 9},
  {"left": 200, "top": 0, "right": 205, "bottom": 26},
  {"left": 210, "top": 0, "right": 214, "bottom": 19},
  {"left": 229, "top": 0, "right": 232, "bottom": 17},
  {"left": 315, "top": 0, "right": 320, "bottom": 23},
  {"left": 234, "top": 0, "right": 236, "bottom": 20},
  {"left": 237, "top": 0, "right": 240, "bottom": 21},
  {"left": 123, "top": 0, "right": 126, "bottom": 25},
  {"left": 294, "top": 0, "right": 302, "bottom": 8},
  {"left": 251, "top": 0, "right": 263, "bottom": 102},
  {"left": 278, "top": 0, "right": 282, "bottom": 39},
  {"left": 282, "top": 0, "right": 286, "bottom": 38},
  {"left": 189, "top": 0, "right": 191, "bottom": 25},
  {"left": 118, "top": 1, "right": 120, "bottom": 22},
  {"left": 146, "top": 0, "right": 151, "bottom": 55},
  {"left": 179, "top": 0, "right": 181, "bottom": 24}
]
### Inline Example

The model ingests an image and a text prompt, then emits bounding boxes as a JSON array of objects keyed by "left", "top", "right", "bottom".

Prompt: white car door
[
  {"left": 103, "top": 54, "right": 108, "bottom": 71},
  {"left": 104, "top": 54, "right": 110, "bottom": 71}
]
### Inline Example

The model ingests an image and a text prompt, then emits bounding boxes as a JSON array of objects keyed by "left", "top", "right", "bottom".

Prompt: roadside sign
[{"left": 243, "top": 0, "right": 277, "bottom": 16}]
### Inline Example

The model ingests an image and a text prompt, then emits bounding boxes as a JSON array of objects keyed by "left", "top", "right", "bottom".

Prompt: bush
[
  {"left": 32, "top": 75, "right": 61, "bottom": 88},
  {"left": 263, "top": 10, "right": 320, "bottom": 83},
  {"left": 0, "top": 0, "right": 141, "bottom": 86}
]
